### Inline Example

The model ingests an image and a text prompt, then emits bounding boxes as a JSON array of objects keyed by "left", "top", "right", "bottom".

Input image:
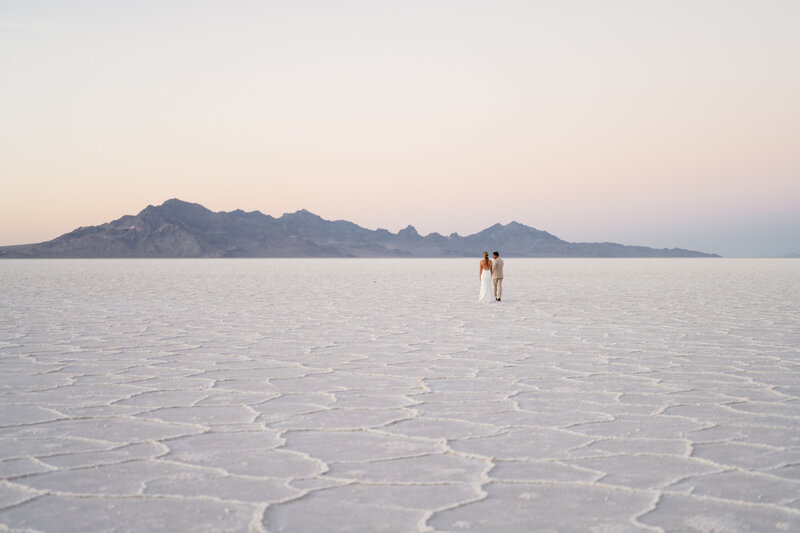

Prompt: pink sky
[{"left": 1, "top": 1, "right": 798, "bottom": 256}]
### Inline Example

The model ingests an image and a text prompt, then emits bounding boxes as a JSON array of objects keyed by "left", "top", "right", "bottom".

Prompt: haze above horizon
[{"left": 1, "top": 1, "right": 798, "bottom": 257}]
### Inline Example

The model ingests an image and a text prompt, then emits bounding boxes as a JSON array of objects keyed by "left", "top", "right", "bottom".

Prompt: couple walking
[{"left": 479, "top": 251, "right": 504, "bottom": 303}]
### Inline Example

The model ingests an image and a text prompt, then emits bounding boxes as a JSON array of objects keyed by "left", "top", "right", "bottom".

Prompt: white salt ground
[{"left": 0, "top": 258, "right": 799, "bottom": 532}]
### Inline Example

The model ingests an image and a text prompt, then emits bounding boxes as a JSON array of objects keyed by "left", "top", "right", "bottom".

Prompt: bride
[{"left": 478, "top": 251, "right": 495, "bottom": 303}]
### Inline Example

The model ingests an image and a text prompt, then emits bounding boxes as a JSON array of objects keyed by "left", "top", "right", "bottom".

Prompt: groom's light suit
[{"left": 492, "top": 257, "right": 504, "bottom": 299}]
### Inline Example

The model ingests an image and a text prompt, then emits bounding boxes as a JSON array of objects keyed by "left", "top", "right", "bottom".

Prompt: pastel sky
[{"left": 2, "top": 1, "right": 798, "bottom": 257}]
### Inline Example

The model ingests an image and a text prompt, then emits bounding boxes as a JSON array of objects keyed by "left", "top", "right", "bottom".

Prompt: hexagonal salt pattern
[{"left": 1, "top": 258, "right": 799, "bottom": 532}]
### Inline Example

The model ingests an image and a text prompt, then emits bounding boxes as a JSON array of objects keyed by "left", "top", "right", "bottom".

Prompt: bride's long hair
[{"left": 483, "top": 251, "right": 489, "bottom": 266}]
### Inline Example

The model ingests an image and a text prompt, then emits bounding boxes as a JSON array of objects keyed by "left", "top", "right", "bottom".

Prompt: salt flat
[{"left": 1, "top": 258, "right": 799, "bottom": 532}]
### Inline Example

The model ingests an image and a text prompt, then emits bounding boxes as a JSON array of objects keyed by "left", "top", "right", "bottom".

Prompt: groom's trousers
[{"left": 493, "top": 278, "right": 503, "bottom": 299}]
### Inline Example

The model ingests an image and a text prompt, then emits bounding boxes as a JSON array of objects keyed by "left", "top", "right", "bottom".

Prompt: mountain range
[{"left": 0, "top": 199, "right": 719, "bottom": 258}]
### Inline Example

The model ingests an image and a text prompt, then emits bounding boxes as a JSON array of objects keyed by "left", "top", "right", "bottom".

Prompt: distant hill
[{"left": 0, "top": 199, "right": 719, "bottom": 258}]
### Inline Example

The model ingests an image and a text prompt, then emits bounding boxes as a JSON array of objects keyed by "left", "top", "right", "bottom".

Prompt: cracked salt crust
[{"left": 1, "top": 258, "right": 799, "bottom": 532}]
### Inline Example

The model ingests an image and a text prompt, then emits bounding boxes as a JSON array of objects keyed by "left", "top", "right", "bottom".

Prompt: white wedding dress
[{"left": 479, "top": 268, "right": 494, "bottom": 303}]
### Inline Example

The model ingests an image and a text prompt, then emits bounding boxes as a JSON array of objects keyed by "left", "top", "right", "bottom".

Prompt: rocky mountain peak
[{"left": 0, "top": 200, "right": 720, "bottom": 258}]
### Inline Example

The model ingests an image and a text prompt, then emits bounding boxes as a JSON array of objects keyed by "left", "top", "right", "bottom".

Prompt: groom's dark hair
[{"left": 493, "top": 251, "right": 499, "bottom": 256}]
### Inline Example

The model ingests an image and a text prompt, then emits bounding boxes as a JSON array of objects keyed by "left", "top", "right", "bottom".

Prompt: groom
[{"left": 492, "top": 251, "right": 504, "bottom": 301}]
